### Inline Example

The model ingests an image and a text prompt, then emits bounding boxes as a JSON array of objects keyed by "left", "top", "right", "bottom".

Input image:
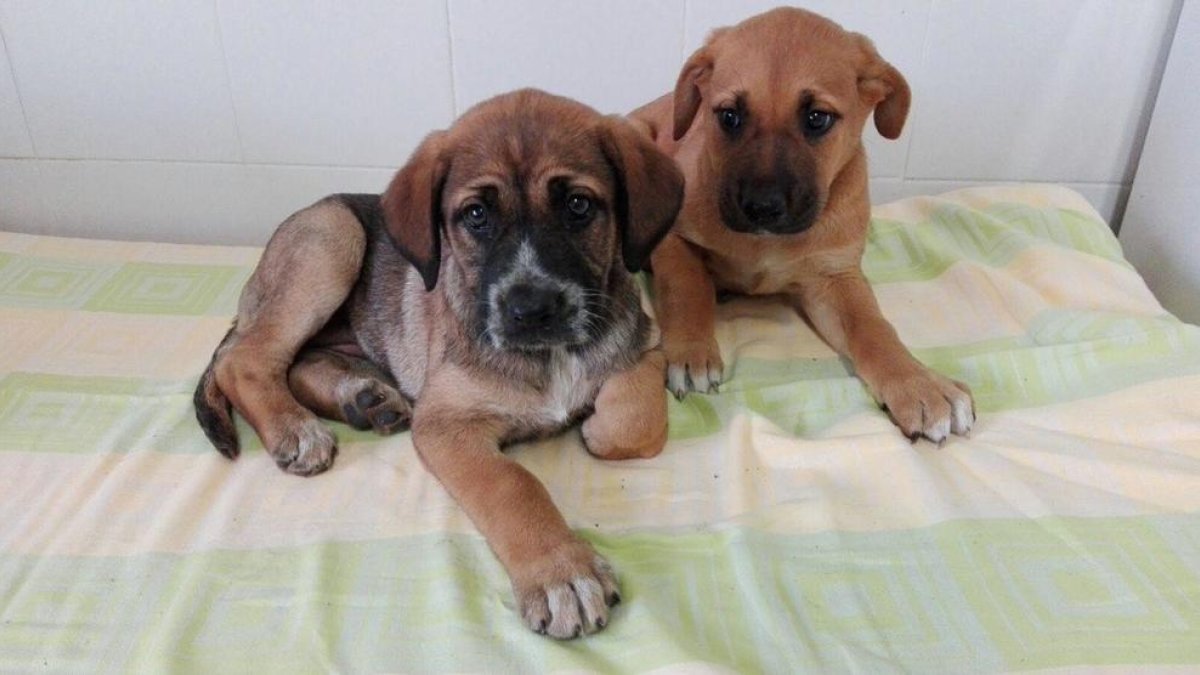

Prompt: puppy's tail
[{"left": 193, "top": 325, "right": 240, "bottom": 459}]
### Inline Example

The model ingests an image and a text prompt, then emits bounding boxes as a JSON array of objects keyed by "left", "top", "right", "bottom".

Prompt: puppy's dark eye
[
  {"left": 804, "top": 110, "right": 836, "bottom": 137},
  {"left": 566, "top": 194, "right": 592, "bottom": 220},
  {"left": 461, "top": 203, "right": 489, "bottom": 231},
  {"left": 717, "top": 107, "right": 743, "bottom": 133}
]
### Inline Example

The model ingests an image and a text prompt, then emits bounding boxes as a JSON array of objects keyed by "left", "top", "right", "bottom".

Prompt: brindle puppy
[{"left": 194, "top": 89, "right": 683, "bottom": 638}]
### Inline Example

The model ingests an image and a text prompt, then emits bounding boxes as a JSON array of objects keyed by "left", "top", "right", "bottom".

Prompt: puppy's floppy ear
[
  {"left": 854, "top": 35, "right": 911, "bottom": 140},
  {"left": 381, "top": 131, "right": 449, "bottom": 291},
  {"left": 600, "top": 116, "right": 685, "bottom": 272},
  {"left": 672, "top": 44, "right": 716, "bottom": 141}
]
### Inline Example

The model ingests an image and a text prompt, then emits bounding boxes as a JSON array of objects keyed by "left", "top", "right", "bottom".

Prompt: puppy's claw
[
  {"left": 667, "top": 364, "right": 690, "bottom": 400},
  {"left": 927, "top": 416, "right": 951, "bottom": 445},
  {"left": 689, "top": 366, "right": 716, "bottom": 395}
]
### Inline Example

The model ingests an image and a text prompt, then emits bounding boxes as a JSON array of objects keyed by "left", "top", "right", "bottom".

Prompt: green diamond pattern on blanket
[
  {"left": 0, "top": 374, "right": 197, "bottom": 454},
  {"left": 938, "top": 516, "right": 1200, "bottom": 667},
  {"left": 1, "top": 186, "right": 1198, "bottom": 673},
  {"left": 664, "top": 310, "right": 1200, "bottom": 440},
  {"left": 84, "top": 262, "right": 246, "bottom": 315},
  {"left": 0, "top": 257, "right": 118, "bottom": 308},
  {"left": 2, "top": 517, "right": 1198, "bottom": 672}
]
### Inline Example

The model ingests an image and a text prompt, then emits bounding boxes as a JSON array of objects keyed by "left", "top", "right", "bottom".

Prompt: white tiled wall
[
  {"left": 217, "top": 0, "right": 454, "bottom": 167},
  {"left": 906, "top": 1, "right": 1172, "bottom": 185},
  {"left": 450, "top": 0, "right": 685, "bottom": 115},
  {"left": 1, "top": 1, "right": 241, "bottom": 162},
  {"left": 0, "top": 0, "right": 1182, "bottom": 245}
]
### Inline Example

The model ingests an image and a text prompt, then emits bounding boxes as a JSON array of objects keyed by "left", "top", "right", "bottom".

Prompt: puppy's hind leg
[
  {"left": 289, "top": 348, "right": 413, "bottom": 435},
  {"left": 212, "top": 198, "right": 367, "bottom": 476}
]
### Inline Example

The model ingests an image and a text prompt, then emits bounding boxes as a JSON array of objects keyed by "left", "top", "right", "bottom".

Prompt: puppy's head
[
  {"left": 672, "top": 7, "right": 909, "bottom": 235},
  {"left": 381, "top": 89, "right": 683, "bottom": 352}
]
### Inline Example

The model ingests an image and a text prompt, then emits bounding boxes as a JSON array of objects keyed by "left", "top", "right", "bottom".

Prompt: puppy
[
  {"left": 630, "top": 7, "right": 974, "bottom": 442},
  {"left": 193, "top": 89, "right": 684, "bottom": 638}
]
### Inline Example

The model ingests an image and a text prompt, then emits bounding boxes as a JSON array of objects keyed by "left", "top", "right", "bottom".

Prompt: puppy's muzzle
[
  {"left": 496, "top": 282, "right": 579, "bottom": 347},
  {"left": 725, "top": 179, "right": 820, "bottom": 236}
]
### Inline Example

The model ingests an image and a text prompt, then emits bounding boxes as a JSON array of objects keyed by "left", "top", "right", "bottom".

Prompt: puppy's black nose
[
  {"left": 739, "top": 183, "right": 787, "bottom": 224},
  {"left": 504, "top": 284, "right": 566, "bottom": 327}
]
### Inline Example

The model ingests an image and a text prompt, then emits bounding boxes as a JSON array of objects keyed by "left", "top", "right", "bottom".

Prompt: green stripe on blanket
[
  {"left": 0, "top": 256, "right": 120, "bottom": 309},
  {"left": 0, "top": 257, "right": 246, "bottom": 315},
  {"left": 864, "top": 204, "right": 1126, "bottom": 284},
  {"left": 673, "top": 309, "right": 1200, "bottom": 439},
  {"left": 3, "top": 309, "right": 1196, "bottom": 451},
  {"left": 0, "top": 204, "right": 1125, "bottom": 317},
  {"left": 83, "top": 262, "right": 247, "bottom": 316},
  {"left": 3, "top": 514, "right": 1197, "bottom": 673}
]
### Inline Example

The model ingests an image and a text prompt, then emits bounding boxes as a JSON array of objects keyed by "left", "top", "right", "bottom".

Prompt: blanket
[{"left": 1, "top": 185, "right": 1198, "bottom": 672}]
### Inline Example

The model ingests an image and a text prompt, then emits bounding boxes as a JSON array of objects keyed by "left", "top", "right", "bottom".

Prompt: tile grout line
[
  {"left": 0, "top": 18, "right": 38, "bottom": 157},
  {"left": 445, "top": 0, "right": 461, "bottom": 117},
  {"left": 0, "top": 154, "right": 1132, "bottom": 189},
  {"left": 0, "top": 155, "right": 400, "bottom": 171},
  {"left": 680, "top": 0, "right": 689, "bottom": 61},
  {"left": 881, "top": 177, "right": 1127, "bottom": 188},
  {"left": 210, "top": 0, "right": 246, "bottom": 164},
  {"left": 897, "top": 176, "right": 1128, "bottom": 186},
  {"left": 900, "top": 0, "right": 935, "bottom": 181}
]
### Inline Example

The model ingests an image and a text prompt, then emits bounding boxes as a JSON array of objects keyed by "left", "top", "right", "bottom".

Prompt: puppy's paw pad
[
  {"left": 271, "top": 417, "right": 336, "bottom": 476},
  {"left": 515, "top": 543, "right": 619, "bottom": 639},
  {"left": 341, "top": 379, "right": 412, "bottom": 435}
]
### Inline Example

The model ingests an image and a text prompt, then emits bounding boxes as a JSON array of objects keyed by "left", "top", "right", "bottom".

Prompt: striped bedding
[{"left": 1, "top": 185, "right": 1198, "bottom": 672}]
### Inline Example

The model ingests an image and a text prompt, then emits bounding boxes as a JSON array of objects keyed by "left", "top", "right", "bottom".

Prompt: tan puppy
[
  {"left": 631, "top": 7, "right": 974, "bottom": 443},
  {"left": 194, "top": 89, "right": 684, "bottom": 638}
]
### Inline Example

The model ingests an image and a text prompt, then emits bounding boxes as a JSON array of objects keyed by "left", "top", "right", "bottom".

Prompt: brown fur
[
  {"left": 631, "top": 7, "right": 974, "bottom": 443},
  {"left": 194, "top": 89, "right": 683, "bottom": 638}
]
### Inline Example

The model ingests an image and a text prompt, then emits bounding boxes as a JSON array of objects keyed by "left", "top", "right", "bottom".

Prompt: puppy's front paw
[
  {"left": 513, "top": 539, "right": 621, "bottom": 639},
  {"left": 876, "top": 368, "right": 974, "bottom": 444},
  {"left": 269, "top": 416, "right": 337, "bottom": 476},
  {"left": 664, "top": 337, "right": 724, "bottom": 398}
]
